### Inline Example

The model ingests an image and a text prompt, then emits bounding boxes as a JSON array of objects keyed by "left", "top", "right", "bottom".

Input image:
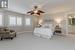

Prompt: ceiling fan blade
[
  {"left": 30, "top": 12, "right": 34, "bottom": 15},
  {"left": 37, "top": 13, "right": 40, "bottom": 15},
  {"left": 27, "top": 11, "right": 33, "bottom": 13},
  {"left": 38, "top": 10, "right": 45, "bottom": 13}
]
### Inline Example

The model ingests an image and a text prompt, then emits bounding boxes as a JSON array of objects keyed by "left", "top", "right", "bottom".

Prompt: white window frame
[
  {"left": 25, "top": 18, "right": 31, "bottom": 26},
  {"left": 17, "top": 17, "right": 22, "bottom": 26},
  {"left": 9, "top": 16, "right": 23, "bottom": 26},
  {"left": 0, "top": 15, "right": 3, "bottom": 26},
  {"left": 9, "top": 16, "right": 16, "bottom": 26},
  {"left": 1, "top": 1, "right": 7, "bottom": 8}
]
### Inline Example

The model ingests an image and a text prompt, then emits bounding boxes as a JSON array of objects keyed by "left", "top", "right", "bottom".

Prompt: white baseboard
[
  {"left": 17, "top": 31, "right": 33, "bottom": 34},
  {"left": 24, "top": 31, "right": 33, "bottom": 32}
]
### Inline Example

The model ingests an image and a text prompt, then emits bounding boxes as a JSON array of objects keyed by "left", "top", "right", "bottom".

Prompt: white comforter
[{"left": 34, "top": 27, "right": 53, "bottom": 39}]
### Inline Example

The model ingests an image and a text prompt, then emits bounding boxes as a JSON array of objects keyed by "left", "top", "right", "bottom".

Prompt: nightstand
[{"left": 54, "top": 25, "right": 62, "bottom": 35}]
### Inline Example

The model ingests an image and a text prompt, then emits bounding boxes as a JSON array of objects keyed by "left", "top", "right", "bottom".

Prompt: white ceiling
[{"left": 7, "top": 0, "right": 75, "bottom": 14}]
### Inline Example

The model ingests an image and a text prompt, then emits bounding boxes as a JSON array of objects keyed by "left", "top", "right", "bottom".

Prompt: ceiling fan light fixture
[{"left": 34, "top": 10, "right": 38, "bottom": 13}]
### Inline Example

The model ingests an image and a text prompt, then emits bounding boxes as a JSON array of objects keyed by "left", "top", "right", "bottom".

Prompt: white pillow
[{"left": 42, "top": 23, "right": 53, "bottom": 28}]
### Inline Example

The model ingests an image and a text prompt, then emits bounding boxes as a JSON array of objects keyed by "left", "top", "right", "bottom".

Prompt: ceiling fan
[{"left": 27, "top": 6, "right": 45, "bottom": 16}]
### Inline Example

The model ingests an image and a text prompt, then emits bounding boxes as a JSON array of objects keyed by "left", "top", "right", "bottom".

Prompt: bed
[{"left": 33, "top": 23, "right": 54, "bottom": 39}]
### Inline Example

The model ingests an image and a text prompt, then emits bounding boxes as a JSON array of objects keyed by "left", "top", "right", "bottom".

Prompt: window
[
  {"left": 17, "top": 17, "right": 22, "bottom": 26},
  {"left": 1, "top": 0, "right": 8, "bottom": 8},
  {"left": 0, "top": 15, "right": 3, "bottom": 26},
  {"left": 25, "top": 18, "right": 31, "bottom": 25},
  {"left": 9, "top": 16, "right": 16, "bottom": 26},
  {"left": 9, "top": 16, "right": 22, "bottom": 26}
]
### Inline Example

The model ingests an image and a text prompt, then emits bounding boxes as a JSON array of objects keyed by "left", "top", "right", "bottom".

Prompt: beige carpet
[{"left": 0, "top": 32, "right": 75, "bottom": 50}]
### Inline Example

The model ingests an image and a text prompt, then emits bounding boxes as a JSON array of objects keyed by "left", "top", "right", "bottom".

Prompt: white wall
[
  {"left": 1, "top": 9, "right": 75, "bottom": 34},
  {"left": 50, "top": 10, "right": 75, "bottom": 34},
  {"left": 0, "top": 9, "right": 37, "bottom": 33},
  {"left": 50, "top": 13, "right": 67, "bottom": 34},
  {"left": 23, "top": 15, "right": 37, "bottom": 31},
  {"left": 1, "top": 10, "right": 25, "bottom": 33}
]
